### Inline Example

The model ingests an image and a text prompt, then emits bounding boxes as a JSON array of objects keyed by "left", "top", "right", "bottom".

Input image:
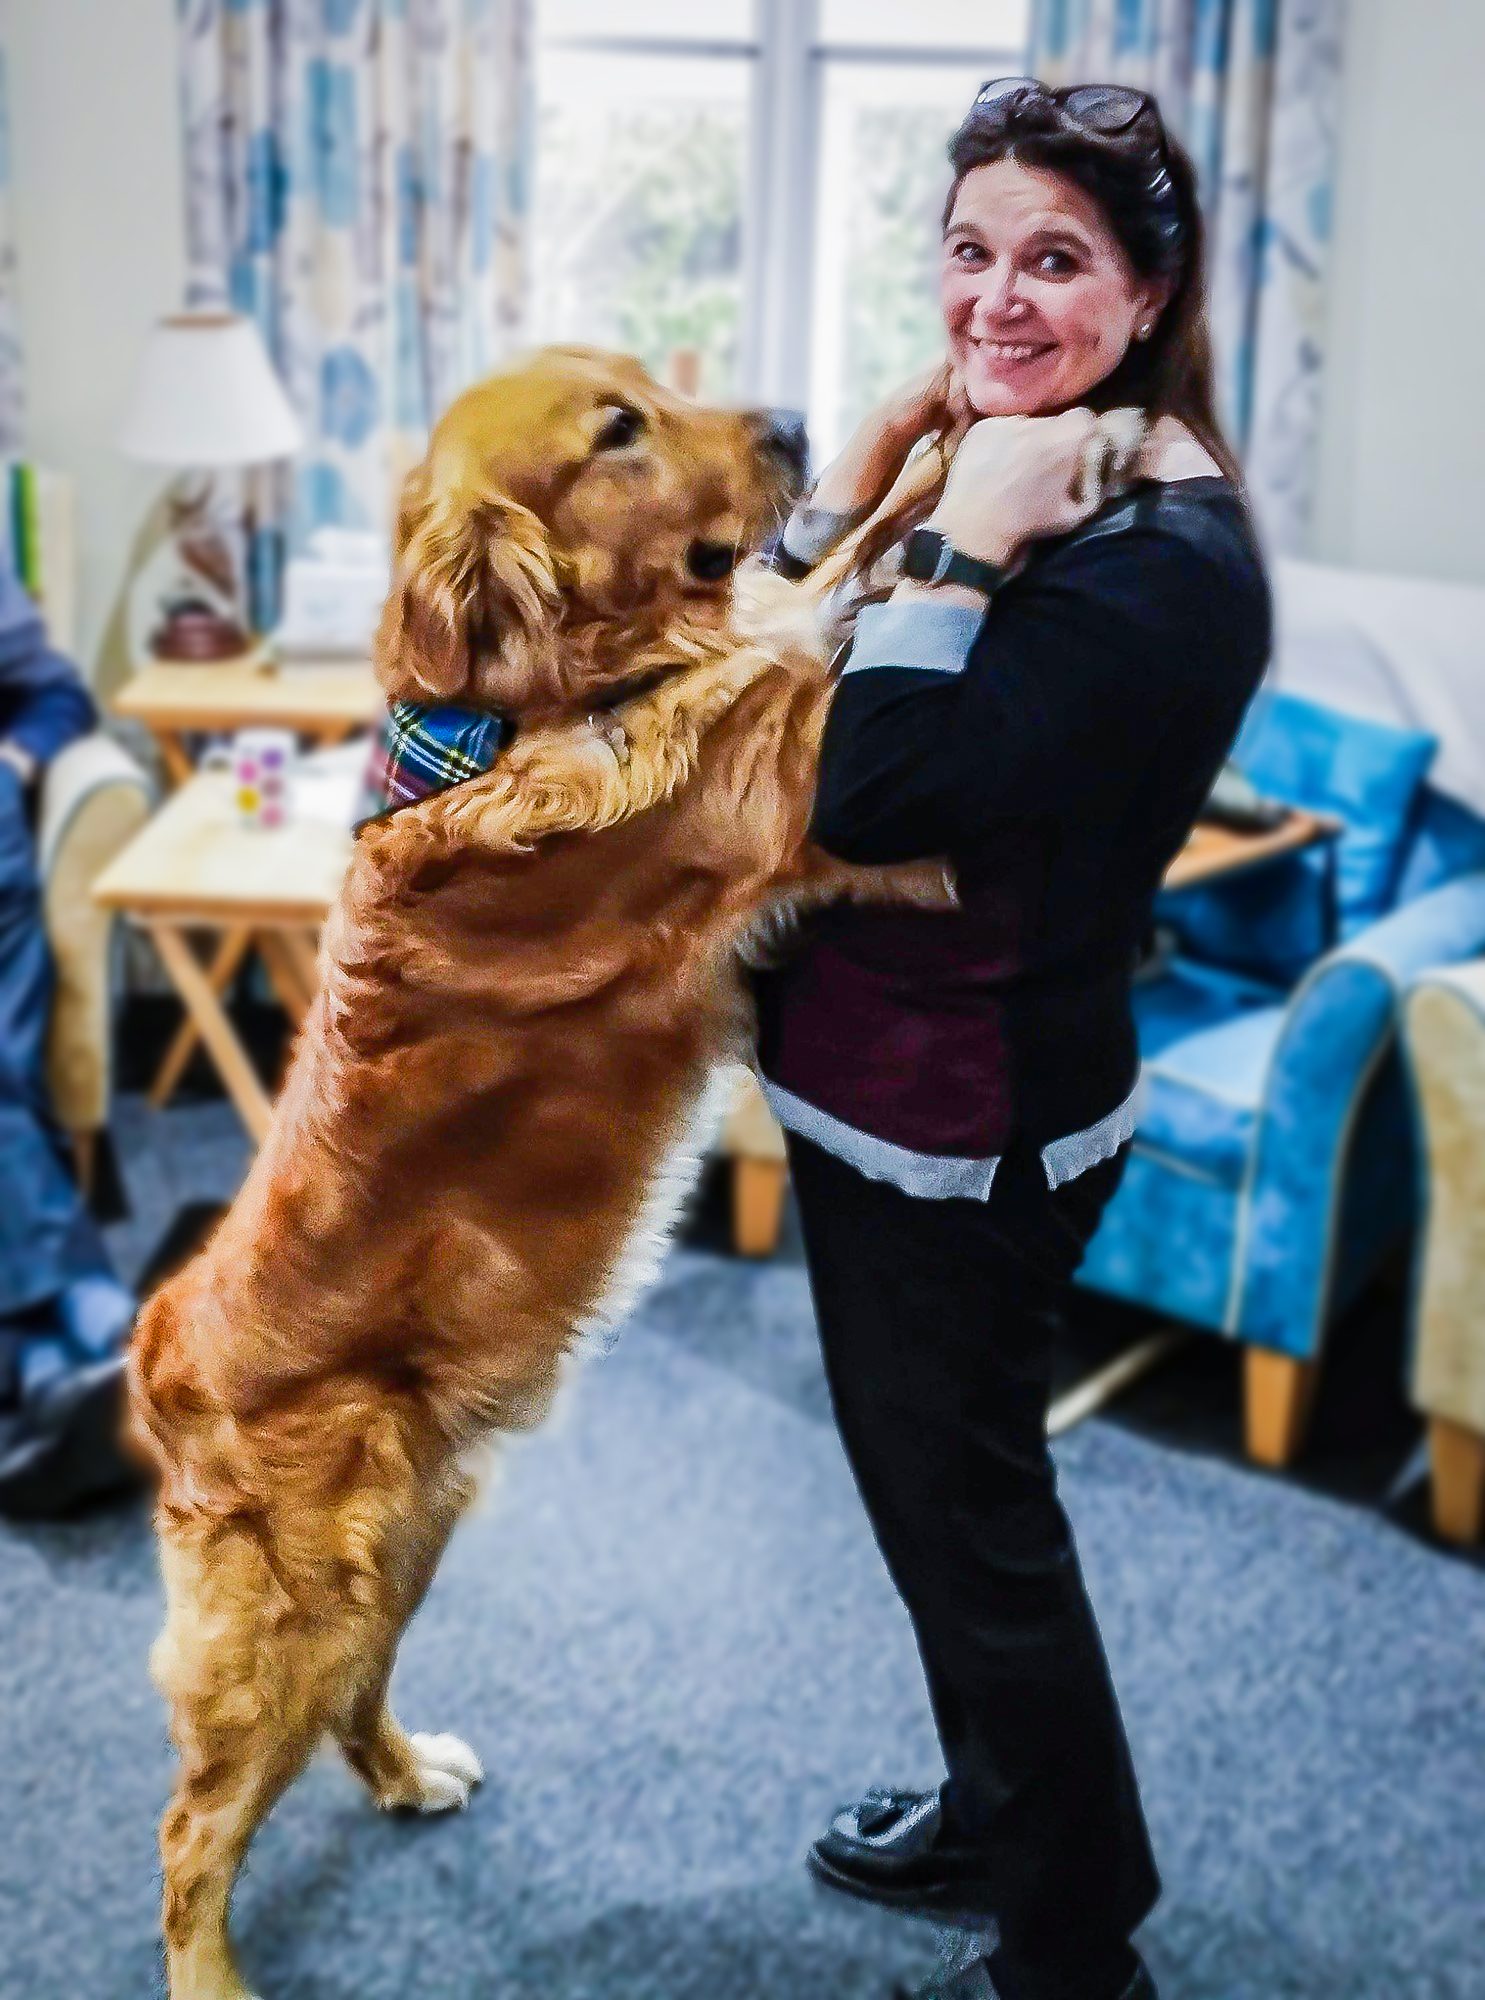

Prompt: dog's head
[{"left": 375, "top": 346, "right": 806, "bottom": 719}]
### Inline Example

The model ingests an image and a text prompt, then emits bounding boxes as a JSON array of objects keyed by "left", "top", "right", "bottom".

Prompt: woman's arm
[
  {"left": 777, "top": 362, "right": 967, "bottom": 575},
  {"left": 810, "top": 521, "right": 1269, "bottom": 866}
]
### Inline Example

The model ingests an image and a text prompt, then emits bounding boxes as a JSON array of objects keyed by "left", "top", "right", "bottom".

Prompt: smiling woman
[
  {"left": 752, "top": 75, "right": 1271, "bottom": 2000},
  {"left": 940, "top": 162, "right": 1168, "bottom": 417}
]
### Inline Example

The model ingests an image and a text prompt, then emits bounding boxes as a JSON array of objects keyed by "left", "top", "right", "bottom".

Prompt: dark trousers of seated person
[
  {"left": 0, "top": 770, "right": 114, "bottom": 1393},
  {"left": 787, "top": 1132, "right": 1159, "bottom": 2000}
]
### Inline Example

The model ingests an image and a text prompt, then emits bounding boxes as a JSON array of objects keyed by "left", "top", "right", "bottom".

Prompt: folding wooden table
[
  {"left": 114, "top": 654, "right": 381, "bottom": 790},
  {"left": 92, "top": 772, "right": 352, "bottom": 1145}
]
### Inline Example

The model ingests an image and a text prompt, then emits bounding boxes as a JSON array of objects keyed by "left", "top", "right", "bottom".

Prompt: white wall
[
  {"left": 1312, "top": 0, "right": 1485, "bottom": 585},
  {"left": 7, "top": 0, "right": 185, "bottom": 674}
]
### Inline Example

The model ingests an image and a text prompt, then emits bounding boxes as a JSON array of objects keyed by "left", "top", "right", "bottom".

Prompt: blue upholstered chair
[{"left": 1078, "top": 689, "right": 1485, "bottom": 1465}]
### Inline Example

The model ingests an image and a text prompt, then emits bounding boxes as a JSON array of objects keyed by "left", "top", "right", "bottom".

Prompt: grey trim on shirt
[
  {"left": 842, "top": 598, "right": 984, "bottom": 678},
  {"left": 779, "top": 502, "right": 862, "bottom": 570},
  {"left": 760, "top": 1075, "right": 1143, "bottom": 1201}
]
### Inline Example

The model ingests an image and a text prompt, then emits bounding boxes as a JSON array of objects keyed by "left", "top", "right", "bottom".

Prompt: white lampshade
[{"left": 118, "top": 311, "right": 304, "bottom": 468}]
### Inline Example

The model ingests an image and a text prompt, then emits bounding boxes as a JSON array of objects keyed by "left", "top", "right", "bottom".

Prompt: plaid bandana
[{"left": 359, "top": 699, "right": 512, "bottom": 824}]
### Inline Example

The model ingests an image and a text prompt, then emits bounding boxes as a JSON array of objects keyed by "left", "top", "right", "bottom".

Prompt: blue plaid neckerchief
[{"left": 358, "top": 699, "right": 512, "bottom": 826}]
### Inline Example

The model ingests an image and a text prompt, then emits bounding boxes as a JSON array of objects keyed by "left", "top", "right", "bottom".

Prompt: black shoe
[
  {"left": 0, "top": 1356, "right": 140, "bottom": 1520},
  {"left": 808, "top": 1787, "right": 995, "bottom": 1921}
]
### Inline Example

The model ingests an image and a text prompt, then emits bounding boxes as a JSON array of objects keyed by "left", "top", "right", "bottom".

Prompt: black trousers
[{"left": 787, "top": 1132, "right": 1160, "bottom": 2000}]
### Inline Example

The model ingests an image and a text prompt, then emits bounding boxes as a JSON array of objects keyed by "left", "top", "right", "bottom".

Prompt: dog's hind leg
[
  {"left": 333, "top": 1469, "right": 485, "bottom": 1814},
  {"left": 153, "top": 1518, "right": 341, "bottom": 2000},
  {"left": 160, "top": 1724, "right": 316, "bottom": 2000}
]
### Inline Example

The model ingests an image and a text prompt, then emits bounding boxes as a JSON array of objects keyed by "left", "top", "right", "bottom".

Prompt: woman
[{"left": 757, "top": 81, "right": 1271, "bottom": 2000}]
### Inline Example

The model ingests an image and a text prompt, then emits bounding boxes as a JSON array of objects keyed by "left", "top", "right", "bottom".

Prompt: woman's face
[{"left": 940, "top": 158, "right": 1166, "bottom": 417}]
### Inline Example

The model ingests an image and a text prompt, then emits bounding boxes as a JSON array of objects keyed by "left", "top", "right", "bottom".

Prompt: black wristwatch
[{"left": 902, "top": 527, "right": 1009, "bottom": 597}]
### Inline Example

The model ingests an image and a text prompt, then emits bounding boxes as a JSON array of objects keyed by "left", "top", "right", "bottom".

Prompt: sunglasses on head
[
  {"left": 971, "top": 77, "right": 1161, "bottom": 141},
  {"left": 967, "top": 77, "right": 1181, "bottom": 241}
]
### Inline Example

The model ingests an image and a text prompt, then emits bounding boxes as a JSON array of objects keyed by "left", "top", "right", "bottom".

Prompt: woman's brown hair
[{"left": 845, "top": 82, "right": 1239, "bottom": 586}]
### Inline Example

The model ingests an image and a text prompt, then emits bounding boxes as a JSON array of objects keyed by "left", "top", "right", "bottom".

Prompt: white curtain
[
  {"left": 1029, "top": 0, "right": 1348, "bottom": 553},
  {"left": 177, "top": 0, "right": 533, "bottom": 585}
]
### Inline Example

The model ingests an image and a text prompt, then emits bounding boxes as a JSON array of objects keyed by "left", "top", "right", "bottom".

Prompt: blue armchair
[{"left": 1078, "top": 689, "right": 1485, "bottom": 1465}]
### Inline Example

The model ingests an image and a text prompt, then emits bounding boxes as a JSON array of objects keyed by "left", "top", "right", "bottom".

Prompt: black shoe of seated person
[
  {"left": 808, "top": 1787, "right": 996, "bottom": 1920},
  {"left": 0, "top": 1354, "right": 140, "bottom": 1520}
]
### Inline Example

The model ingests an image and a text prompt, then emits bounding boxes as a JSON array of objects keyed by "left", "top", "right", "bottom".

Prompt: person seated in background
[{"left": 0, "top": 563, "right": 138, "bottom": 1519}]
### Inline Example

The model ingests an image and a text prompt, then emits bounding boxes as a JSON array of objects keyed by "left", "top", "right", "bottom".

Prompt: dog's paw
[{"left": 406, "top": 1730, "right": 485, "bottom": 1812}]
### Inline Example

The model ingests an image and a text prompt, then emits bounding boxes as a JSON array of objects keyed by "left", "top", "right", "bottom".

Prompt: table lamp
[{"left": 118, "top": 311, "right": 303, "bottom": 662}]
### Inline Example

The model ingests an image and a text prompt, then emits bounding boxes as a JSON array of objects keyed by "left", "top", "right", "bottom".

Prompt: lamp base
[{"left": 149, "top": 602, "right": 252, "bottom": 663}]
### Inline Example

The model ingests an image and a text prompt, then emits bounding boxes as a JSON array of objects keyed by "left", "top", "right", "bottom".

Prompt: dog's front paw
[{"left": 406, "top": 1731, "right": 485, "bottom": 1813}]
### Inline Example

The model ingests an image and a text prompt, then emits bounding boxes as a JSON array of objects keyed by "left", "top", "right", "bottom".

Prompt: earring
[{"left": 1136, "top": 321, "right": 1154, "bottom": 341}]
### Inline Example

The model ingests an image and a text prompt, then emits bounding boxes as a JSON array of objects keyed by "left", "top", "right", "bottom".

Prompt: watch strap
[{"left": 903, "top": 527, "right": 1008, "bottom": 597}]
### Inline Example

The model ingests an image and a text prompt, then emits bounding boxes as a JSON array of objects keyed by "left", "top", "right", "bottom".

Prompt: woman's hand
[
  {"left": 811, "top": 359, "right": 971, "bottom": 522},
  {"left": 926, "top": 409, "right": 1132, "bottom": 567},
  {"left": 876, "top": 358, "right": 974, "bottom": 450}
]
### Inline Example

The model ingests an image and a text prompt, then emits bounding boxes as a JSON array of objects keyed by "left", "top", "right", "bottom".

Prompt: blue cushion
[
  {"left": 1392, "top": 787, "right": 1485, "bottom": 905},
  {"left": 1156, "top": 849, "right": 1331, "bottom": 989},
  {"left": 1231, "top": 690, "right": 1437, "bottom": 932},
  {"left": 1132, "top": 961, "right": 1285, "bottom": 1189}
]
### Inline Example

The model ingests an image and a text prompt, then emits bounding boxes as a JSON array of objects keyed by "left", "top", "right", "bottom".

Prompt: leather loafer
[
  {"left": 0, "top": 1355, "right": 139, "bottom": 1521},
  {"left": 808, "top": 1786, "right": 995, "bottom": 1920}
]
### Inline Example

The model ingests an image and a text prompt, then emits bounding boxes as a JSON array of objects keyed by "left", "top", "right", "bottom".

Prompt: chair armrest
[
  {"left": 1233, "top": 878, "right": 1485, "bottom": 1356},
  {"left": 1404, "top": 965, "right": 1485, "bottom": 1433},
  {"left": 37, "top": 731, "right": 152, "bottom": 880},
  {"left": 1328, "top": 873, "right": 1485, "bottom": 987},
  {"left": 1220, "top": 876, "right": 1485, "bottom": 1360},
  {"left": 39, "top": 732, "right": 153, "bottom": 1132},
  {"left": 1230, "top": 947, "right": 1397, "bottom": 1355}
]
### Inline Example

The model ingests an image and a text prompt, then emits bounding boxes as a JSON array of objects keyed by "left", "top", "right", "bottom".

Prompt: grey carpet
[{"left": 2, "top": 1095, "right": 1483, "bottom": 1998}]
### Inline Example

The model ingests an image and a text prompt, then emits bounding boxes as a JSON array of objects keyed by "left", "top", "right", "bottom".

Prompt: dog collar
[{"left": 358, "top": 699, "right": 512, "bottom": 826}]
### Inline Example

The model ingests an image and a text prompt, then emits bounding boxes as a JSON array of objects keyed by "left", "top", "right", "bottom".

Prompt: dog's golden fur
[{"left": 127, "top": 347, "right": 949, "bottom": 1999}]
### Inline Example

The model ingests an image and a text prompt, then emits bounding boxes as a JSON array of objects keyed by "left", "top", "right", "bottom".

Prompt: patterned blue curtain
[
  {"left": 0, "top": 0, "right": 23, "bottom": 455},
  {"left": 1029, "top": 0, "right": 1347, "bottom": 552},
  {"left": 177, "top": 0, "right": 533, "bottom": 554}
]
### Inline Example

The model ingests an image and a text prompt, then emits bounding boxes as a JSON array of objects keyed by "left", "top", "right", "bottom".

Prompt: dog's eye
[{"left": 594, "top": 405, "right": 645, "bottom": 452}]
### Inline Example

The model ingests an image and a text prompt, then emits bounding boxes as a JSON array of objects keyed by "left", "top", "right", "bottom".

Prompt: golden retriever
[{"left": 127, "top": 346, "right": 953, "bottom": 2000}]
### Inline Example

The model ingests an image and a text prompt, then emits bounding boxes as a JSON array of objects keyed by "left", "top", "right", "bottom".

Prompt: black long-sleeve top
[{"left": 753, "top": 476, "right": 1272, "bottom": 1199}]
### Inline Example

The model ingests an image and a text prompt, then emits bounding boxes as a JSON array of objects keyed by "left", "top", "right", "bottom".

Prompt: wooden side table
[
  {"left": 1165, "top": 807, "right": 1337, "bottom": 891},
  {"left": 111, "top": 654, "right": 380, "bottom": 1102},
  {"left": 114, "top": 653, "right": 382, "bottom": 789},
  {"left": 92, "top": 772, "right": 352, "bottom": 1143}
]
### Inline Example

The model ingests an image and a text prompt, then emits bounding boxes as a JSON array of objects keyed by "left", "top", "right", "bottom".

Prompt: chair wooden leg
[
  {"left": 70, "top": 1129, "right": 98, "bottom": 1199},
  {"left": 1429, "top": 1418, "right": 1485, "bottom": 1545},
  {"left": 732, "top": 1157, "right": 786, "bottom": 1258},
  {"left": 1244, "top": 1347, "right": 1320, "bottom": 1467}
]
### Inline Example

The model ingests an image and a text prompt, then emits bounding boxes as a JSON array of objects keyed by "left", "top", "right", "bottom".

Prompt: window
[
  {"left": 534, "top": 1, "right": 1029, "bottom": 458},
  {"left": 534, "top": 4, "right": 753, "bottom": 403}
]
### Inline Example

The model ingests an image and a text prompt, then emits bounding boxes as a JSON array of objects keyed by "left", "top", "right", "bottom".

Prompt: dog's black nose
[
  {"left": 687, "top": 539, "right": 739, "bottom": 582},
  {"left": 759, "top": 408, "right": 809, "bottom": 486}
]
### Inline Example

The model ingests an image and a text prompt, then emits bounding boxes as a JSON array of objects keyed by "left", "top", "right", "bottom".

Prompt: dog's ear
[{"left": 375, "top": 462, "right": 564, "bottom": 708}]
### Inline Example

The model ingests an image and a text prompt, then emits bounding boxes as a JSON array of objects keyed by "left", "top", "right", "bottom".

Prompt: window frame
[{"left": 538, "top": 0, "right": 1027, "bottom": 419}]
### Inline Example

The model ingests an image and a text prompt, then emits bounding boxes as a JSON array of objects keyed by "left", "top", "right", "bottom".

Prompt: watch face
[{"left": 905, "top": 529, "right": 948, "bottom": 582}]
